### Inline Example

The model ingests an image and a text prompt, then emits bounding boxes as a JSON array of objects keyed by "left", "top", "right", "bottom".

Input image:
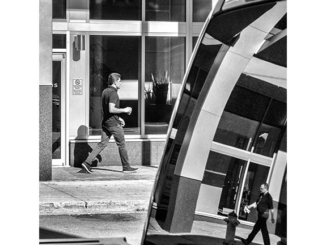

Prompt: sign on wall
[{"left": 72, "top": 79, "right": 83, "bottom": 95}]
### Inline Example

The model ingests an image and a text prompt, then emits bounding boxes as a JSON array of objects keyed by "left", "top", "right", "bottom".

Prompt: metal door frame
[{"left": 210, "top": 142, "right": 275, "bottom": 221}]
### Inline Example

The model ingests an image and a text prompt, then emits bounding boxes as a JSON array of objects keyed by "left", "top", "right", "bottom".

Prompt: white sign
[{"left": 72, "top": 79, "right": 83, "bottom": 95}]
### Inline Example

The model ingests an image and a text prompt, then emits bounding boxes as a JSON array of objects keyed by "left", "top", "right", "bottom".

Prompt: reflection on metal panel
[
  {"left": 269, "top": 150, "right": 287, "bottom": 201},
  {"left": 210, "top": 142, "right": 273, "bottom": 167},
  {"left": 142, "top": 1, "right": 286, "bottom": 243},
  {"left": 196, "top": 184, "right": 223, "bottom": 214},
  {"left": 243, "top": 57, "right": 287, "bottom": 88}
]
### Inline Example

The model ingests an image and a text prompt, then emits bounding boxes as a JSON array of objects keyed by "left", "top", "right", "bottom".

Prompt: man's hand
[
  {"left": 119, "top": 118, "right": 125, "bottom": 127},
  {"left": 124, "top": 107, "right": 132, "bottom": 115},
  {"left": 244, "top": 205, "right": 250, "bottom": 213},
  {"left": 271, "top": 217, "right": 275, "bottom": 223}
]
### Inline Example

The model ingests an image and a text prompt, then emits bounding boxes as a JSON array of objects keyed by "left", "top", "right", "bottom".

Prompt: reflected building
[{"left": 143, "top": 0, "right": 286, "bottom": 244}]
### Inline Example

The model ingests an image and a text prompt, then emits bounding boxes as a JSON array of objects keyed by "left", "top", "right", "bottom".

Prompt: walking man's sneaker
[
  {"left": 81, "top": 162, "right": 92, "bottom": 174},
  {"left": 123, "top": 166, "right": 138, "bottom": 173},
  {"left": 241, "top": 238, "right": 248, "bottom": 245}
]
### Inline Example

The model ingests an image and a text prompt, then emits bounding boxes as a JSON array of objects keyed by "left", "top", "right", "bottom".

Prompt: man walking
[
  {"left": 81, "top": 73, "right": 138, "bottom": 173},
  {"left": 241, "top": 183, "right": 275, "bottom": 245}
]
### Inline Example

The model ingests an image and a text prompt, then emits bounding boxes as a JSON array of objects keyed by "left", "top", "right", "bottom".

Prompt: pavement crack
[{"left": 43, "top": 184, "right": 88, "bottom": 206}]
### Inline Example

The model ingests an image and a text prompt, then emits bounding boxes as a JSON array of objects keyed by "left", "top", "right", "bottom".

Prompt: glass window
[
  {"left": 238, "top": 162, "right": 269, "bottom": 222},
  {"left": 278, "top": 127, "right": 287, "bottom": 153},
  {"left": 53, "top": 0, "right": 66, "bottom": 19},
  {"left": 52, "top": 61, "right": 62, "bottom": 159},
  {"left": 146, "top": 0, "right": 186, "bottom": 22},
  {"left": 203, "top": 152, "right": 247, "bottom": 215},
  {"left": 90, "top": 0, "right": 141, "bottom": 20},
  {"left": 214, "top": 75, "right": 287, "bottom": 156},
  {"left": 275, "top": 169, "right": 287, "bottom": 238},
  {"left": 193, "top": 0, "right": 212, "bottom": 22},
  {"left": 172, "top": 35, "right": 222, "bottom": 132},
  {"left": 52, "top": 34, "right": 66, "bottom": 49},
  {"left": 145, "top": 36, "right": 185, "bottom": 134},
  {"left": 192, "top": 36, "right": 198, "bottom": 50},
  {"left": 89, "top": 35, "right": 141, "bottom": 135},
  {"left": 201, "top": 151, "right": 269, "bottom": 221}
]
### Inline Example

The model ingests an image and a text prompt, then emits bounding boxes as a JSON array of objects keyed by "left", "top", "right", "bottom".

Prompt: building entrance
[
  {"left": 216, "top": 154, "right": 270, "bottom": 223},
  {"left": 52, "top": 53, "right": 66, "bottom": 166},
  {"left": 197, "top": 141, "right": 275, "bottom": 224}
]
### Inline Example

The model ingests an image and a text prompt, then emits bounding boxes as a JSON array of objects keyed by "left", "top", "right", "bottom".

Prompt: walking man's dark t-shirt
[
  {"left": 256, "top": 192, "right": 273, "bottom": 214},
  {"left": 102, "top": 86, "right": 120, "bottom": 127}
]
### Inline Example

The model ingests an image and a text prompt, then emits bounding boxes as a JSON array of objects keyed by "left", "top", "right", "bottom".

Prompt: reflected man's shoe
[
  {"left": 123, "top": 166, "right": 138, "bottom": 173},
  {"left": 81, "top": 162, "right": 92, "bottom": 174},
  {"left": 241, "top": 238, "right": 248, "bottom": 245}
]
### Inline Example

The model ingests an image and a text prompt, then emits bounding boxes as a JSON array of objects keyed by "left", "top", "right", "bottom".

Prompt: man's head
[
  {"left": 259, "top": 183, "right": 269, "bottom": 194},
  {"left": 108, "top": 73, "right": 122, "bottom": 89}
]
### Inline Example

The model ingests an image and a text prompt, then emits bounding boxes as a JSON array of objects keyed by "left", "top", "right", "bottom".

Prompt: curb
[
  {"left": 39, "top": 200, "right": 150, "bottom": 215},
  {"left": 39, "top": 179, "right": 154, "bottom": 216}
]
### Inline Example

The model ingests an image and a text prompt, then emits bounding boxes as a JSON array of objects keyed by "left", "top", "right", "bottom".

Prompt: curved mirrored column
[{"left": 142, "top": 1, "right": 287, "bottom": 244}]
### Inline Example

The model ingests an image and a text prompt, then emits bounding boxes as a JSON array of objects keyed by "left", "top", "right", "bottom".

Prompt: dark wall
[{"left": 39, "top": 0, "right": 53, "bottom": 181}]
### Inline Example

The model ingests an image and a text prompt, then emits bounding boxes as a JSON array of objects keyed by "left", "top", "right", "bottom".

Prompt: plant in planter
[{"left": 150, "top": 71, "right": 171, "bottom": 105}]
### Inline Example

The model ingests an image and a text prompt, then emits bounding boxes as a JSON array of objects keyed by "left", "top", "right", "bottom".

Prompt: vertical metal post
[
  {"left": 65, "top": 31, "right": 70, "bottom": 167},
  {"left": 186, "top": 0, "right": 193, "bottom": 66},
  {"left": 140, "top": 0, "right": 146, "bottom": 137},
  {"left": 235, "top": 147, "right": 254, "bottom": 216},
  {"left": 267, "top": 152, "right": 277, "bottom": 184}
]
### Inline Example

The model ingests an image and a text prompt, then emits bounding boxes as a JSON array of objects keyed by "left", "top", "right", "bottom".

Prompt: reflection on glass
[
  {"left": 275, "top": 168, "right": 287, "bottom": 238},
  {"left": 214, "top": 76, "right": 287, "bottom": 156},
  {"left": 52, "top": 34, "right": 66, "bottom": 49},
  {"left": 253, "top": 125, "right": 281, "bottom": 157},
  {"left": 53, "top": 0, "right": 66, "bottom": 19},
  {"left": 223, "top": 0, "right": 270, "bottom": 11},
  {"left": 192, "top": 36, "right": 198, "bottom": 50},
  {"left": 143, "top": 1, "right": 286, "bottom": 244},
  {"left": 214, "top": 111, "right": 260, "bottom": 151},
  {"left": 145, "top": 37, "right": 185, "bottom": 134},
  {"left": 200, "top": 152, "right": 269, "bottom": 221},
  {"left": 146, "top": 0, "right": 186, "bottom": 21},
  {"left": 193, "top": 0, "right": 212, "bottom": 22},
  {"left": 90, "top": 0, "right": 141, "bottom": 20},
  {"left": 52, "top": 61, "right": 61, "bottom": 159},
  {"left": 89, "top": 35, "right": 140, "bottom": 135},
  {"left": 144, "top": 32, "right": 223, "bottom": 242},
  {"left": 200, "top": 152, "right": 247, "bottom": 215},
  {"left": 238, "top": 163, "right": 269, "bottom": 222},
  {"left": 172, "top": 34, "right": 222, "bottom": 130}
]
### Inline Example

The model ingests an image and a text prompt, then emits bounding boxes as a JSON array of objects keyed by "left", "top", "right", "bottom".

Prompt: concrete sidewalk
[
  {"left": 40, "top": 165, "right": 158, "bottom": 215},
  {"left": 39, "top": 165, "right": 282, "bottom": 244}
]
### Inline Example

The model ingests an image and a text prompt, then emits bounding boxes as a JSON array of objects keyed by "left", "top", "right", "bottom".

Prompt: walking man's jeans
[
  {"left": 85, "top": 125, "right": 130, "bottom": 168},
  {"left": 246, "top": 215, "right": 270, "bottom": 245}
]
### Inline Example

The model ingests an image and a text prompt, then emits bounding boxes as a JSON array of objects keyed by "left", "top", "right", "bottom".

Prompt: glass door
[
  {"left": 203, "top": 149, "right": 272, "bottom": 219},
  {"left": 52, "top": 53, "right": 66, "bottom": 166},
  {"left": 204, "top": 140, "right": 275, "bottom": 221},
  {"left": 237, "top": 161, "right": 270, "bottom": 222}
]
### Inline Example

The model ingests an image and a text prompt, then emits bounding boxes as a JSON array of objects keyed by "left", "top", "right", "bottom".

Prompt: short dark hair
[
  {"left": 262, "top": 183, "right": 269, "bottom": 190},
  {"left": 108, "top": 73, "right": 121, "bottom": 85}
]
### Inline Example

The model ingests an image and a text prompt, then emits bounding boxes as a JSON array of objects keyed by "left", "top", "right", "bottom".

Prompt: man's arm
[
  {"left": 247, "top": 202, "right": 257, "bottom": 209},
  {"left": 270, "top": 209, "right": 275, "bottom": 223},
  {"left": 244, "top": 202, "right": 257, "bottom": 213},
  {"left": 109, "top": 103, "right": 132, "bottom": 114}
]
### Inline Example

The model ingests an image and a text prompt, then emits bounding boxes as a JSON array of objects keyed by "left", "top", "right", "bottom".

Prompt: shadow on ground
[
  {"left": 144, "top": 234, "right": 262, "bottom": 245},
  {"left": 39, "top": 227, "right": 81, "bottom": 239}
]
